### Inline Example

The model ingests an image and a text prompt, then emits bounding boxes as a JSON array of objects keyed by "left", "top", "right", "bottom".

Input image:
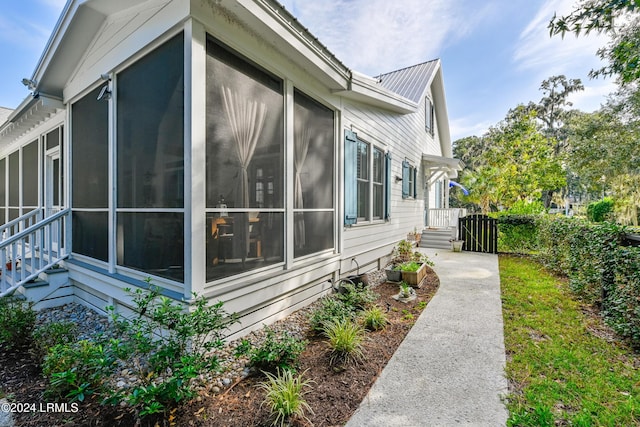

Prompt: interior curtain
[
  {"left": 221, "top": 86, "right": 267, "bottom": 260},
  {"left": 294, "top": 112, "right": 311, "bottom": 248}
]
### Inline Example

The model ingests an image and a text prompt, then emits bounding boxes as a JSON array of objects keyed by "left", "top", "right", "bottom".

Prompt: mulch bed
[{"left": 0, "top": 268, "right": 439, "bottom": 427}]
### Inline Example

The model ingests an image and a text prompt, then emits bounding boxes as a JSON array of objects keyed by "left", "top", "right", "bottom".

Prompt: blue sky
[{"left": 0, "top": 0, "right": 614, "bottom": 140}]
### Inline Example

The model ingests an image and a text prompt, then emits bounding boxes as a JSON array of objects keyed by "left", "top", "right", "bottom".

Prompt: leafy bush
[
  {"left": 31, "top": 321, "right": 78, "bottom": 363},
  {"left": 360, "top": 306, "right": 389, "bottom": 331},
  {"left": 497, "top": 214, "right": 541, "bottom": 254},
  {"left": 0, "top": 297, "right": 36, "bottom": 349},
  {"left": 535, "top": 216, "right": 640, "bottom": 348},
  {"left": 43, "top": 339, "right": 114, "bottom": 402},
  {"left": 308, "top": 297, "right": 354, "bottom": 333},
  {"left": 258, "top": 369, "right": 314, "bottom": 427},
  {"left": 505, "top": 200, "right": 546, "bottom": 215},
  {"left": 105, "top": 284, "right": 238, "bottom": 417},
  {"left": 604, "top": 246, "right": 640, "bottom": 346},
  {"left": 587, "top": 197, "right": 614, "bottom": 222},
  {"left": 244, "top": 326, "right": 306, "bottom": 373},
  {"left": 322, "top": 318, "right": 365, "bottom": 366},
  {"left": 335, "top": 282, "right": 378, "bottom": 311}
]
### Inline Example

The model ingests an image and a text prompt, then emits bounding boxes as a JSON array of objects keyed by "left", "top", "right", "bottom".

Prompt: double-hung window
[{"left": 345, "top": 130, "right": 391, "bottom": 225}]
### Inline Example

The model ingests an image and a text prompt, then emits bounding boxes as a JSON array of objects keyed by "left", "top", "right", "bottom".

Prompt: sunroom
[
  {"left": 0, "top": 0, "right": 355, "bottom": 319},
  {"left": 62, "top": 1, "right": 346, "bottom": 305}
]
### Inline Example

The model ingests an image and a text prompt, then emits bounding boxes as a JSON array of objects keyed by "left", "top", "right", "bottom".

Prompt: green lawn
[{"left": 500, "top": 255, "right": 640, "bottom": 427}]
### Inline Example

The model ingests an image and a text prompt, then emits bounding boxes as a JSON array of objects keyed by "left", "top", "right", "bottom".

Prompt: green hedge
[
  {"left": 498, "top": 214, "right": 640, "bottom": 348},
  {"left": 497, "top": 215, "right": 541, "bottom": 255}
]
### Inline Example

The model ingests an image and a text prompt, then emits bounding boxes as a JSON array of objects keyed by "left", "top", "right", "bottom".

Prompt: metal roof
[
  {"left": 377, "top": 59, "right": 440, "bottom": 103},
  {"left": 0, "top": 107, "right": 12, "bottom": 127}
]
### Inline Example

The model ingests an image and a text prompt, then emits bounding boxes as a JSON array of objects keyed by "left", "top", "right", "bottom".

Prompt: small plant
[
  {"left": 0, "top": 297, "right": 36, "bottom": 349},
  {"left": 335, "top": 282, "right": 378, "bottom": 311},
  {"left": 322, "top": 318, "right": 365, "bottom": 366},
  {"left": 397, "top": 261, "right": 423, "bottom": 272},
  {"left": 31, "top": 321, "right": 78, "bottom": 363},
  {"left": 391, "top": 239, "right": 414, "bottom": 264},
  {"left": 309, "top": 297, "right": 353, "bottom": 333},
  {"left": 399, "top": 282, "right": 413, "bottom": 299},
  {"left": 246, "top": 326, "right": 307, "bottom": 373},
  {"left": 258, "top": 369, "right": 314, "bottom": 427},
  {"left": 361, "top": 306, "right": 389, "bottom": 331},
  {"left": 43, "top": 339, "right": 115, "bottom": 402},
  {"left": 103, "top": 281, "right": 238, "bottom": 418},
  {"left": 401, "top": 309, "right": 415, "bottom": 321}
]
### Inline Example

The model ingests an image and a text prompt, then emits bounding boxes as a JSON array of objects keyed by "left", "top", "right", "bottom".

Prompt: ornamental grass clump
[
  {"left": 360, "top": 305, "right": 389, "bottom": 331},
  {"left": 258, "top": 369, "right": 314, "bottom": 427},
  {"left": 322, "top": 318, "right": 365, "bottom": 366}
]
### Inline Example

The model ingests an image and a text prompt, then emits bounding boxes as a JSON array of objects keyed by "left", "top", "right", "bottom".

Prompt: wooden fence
[{"left": 458, "top": 214, "right": 498, "bottom": 254}]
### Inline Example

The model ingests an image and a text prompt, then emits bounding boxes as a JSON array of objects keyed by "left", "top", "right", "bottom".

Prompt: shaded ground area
[{"left": 0, "top": 269, "right": 438, "bottom": 427}]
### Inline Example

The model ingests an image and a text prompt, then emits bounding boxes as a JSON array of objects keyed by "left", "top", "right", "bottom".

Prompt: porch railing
[
  {"left": 0, "top": 209, "right": 43, "bottom": 241},
  {"left": 0, "top": 208, "right": 70, "bottom": 298},
  {"left": 427, "top": 208, "right": 467, "bottom": 228}
]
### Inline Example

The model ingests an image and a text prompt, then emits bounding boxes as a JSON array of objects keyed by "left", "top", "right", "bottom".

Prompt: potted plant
[
  {"left": 397, "top": 260, "right": 427, "bottom": 287},
  {"left": 393, "top": 281, "right": 416, "bottom": 303},
  {"left": 385, "top": 265, "right": 402, "bottom": 282},
  {"left": 385, "top": 239, "right": 413, "bottom": 282}
]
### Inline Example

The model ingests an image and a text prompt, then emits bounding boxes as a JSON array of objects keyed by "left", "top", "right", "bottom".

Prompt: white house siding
[
  {"left": 1, "top": 0, "right": 454, "bottom": 341},
  {"left": 64, "top": 0, "right": 189, "bottom": 102},
  {"left": 340, "top": 90, "right": 444, "bottom": 274}
]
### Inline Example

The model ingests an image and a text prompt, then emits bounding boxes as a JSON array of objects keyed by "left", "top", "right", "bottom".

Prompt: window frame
[
  {"left": 348, "top": 132, "right": 389, "bottom": 224},
  {"left": 425, "top": 96, "right": 435, "bottom": 136}
]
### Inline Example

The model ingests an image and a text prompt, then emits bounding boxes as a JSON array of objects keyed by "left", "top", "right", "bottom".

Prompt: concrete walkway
[{"left": 346, "top": 249, "right": 508, "bottom": 427}]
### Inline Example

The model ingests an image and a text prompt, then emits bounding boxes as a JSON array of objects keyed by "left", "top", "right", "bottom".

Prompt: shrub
[
  {"left": 587, "top": 197, "right": 614, "bottom": 222},
  {"left": 361, "top": 306, "right": 388, "bottom": 331},
  {"left": 0, "top": 297, "right": 36, "bottom": 349},
  {"left": 31, "top": 321, "right": 78, "bottom": 363},
  {"left": 506, "top": 200, "right": 546, "bottom": 215},
  {"left": 322, "top": 318, "right": 365, "bottom": 366},
  {"left": 335, "top": 282, "right": 378, "bottom": 311},
  {"left": 308, "top": 297, "right": 354, "bottom": 333},
  {"left": 497, "top": 214, "right": 540, "bottom": 254},
  {"left": 43, "top": 339, "right": 114, "bottom": 402},
  {"left": 245, "top": 326, "right": 306, "bottom": 373},
  {"left": 535, "top": 216, "right": 640, "bottom": 348},
  {"left": 604, "top": 246, "right": 640, "bottom": 346},
  {"left": 104, "top": 283, "right": 238, "bottom": 418},
  {"left": 258, "top": 369, "right": 314, "bottom": 427}
]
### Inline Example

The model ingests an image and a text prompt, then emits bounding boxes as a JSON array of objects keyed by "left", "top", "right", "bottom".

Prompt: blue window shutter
[
  {"left": 385, "top": 152, "right": 392, "bottom": 220},
  {"left": 344, "top": 130, "right": 358, "bottom": 226},
  {"left": 413, "top": 166, "right": 418, "bottom": 198},
  {"left": 402, "top": 160, "right": 409, "bottom": 199}
]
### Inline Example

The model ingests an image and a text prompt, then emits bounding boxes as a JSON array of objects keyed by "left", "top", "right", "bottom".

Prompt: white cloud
[
  {"left": 449, "top": 116, "right": 493, "bottom": 141},
  {"left": 568, "top": 79, "right": 616, "bottom": 112},
  {"left": 0, "top": 15, "right": 51, "bottom": 50},
  {"left": 514, "top": 0, "right": 609, "bottom": 74},
  {"left": 279, "top": 0, "right": 491, "bottom": 75}
]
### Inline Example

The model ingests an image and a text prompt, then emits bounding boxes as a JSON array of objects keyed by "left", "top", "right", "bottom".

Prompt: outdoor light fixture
[
  {"left": 97, "top": 84, "right": 111, "bottom": 101},
  {"left": 21, "top": 78, "right": 37, "bottom": 90}
]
